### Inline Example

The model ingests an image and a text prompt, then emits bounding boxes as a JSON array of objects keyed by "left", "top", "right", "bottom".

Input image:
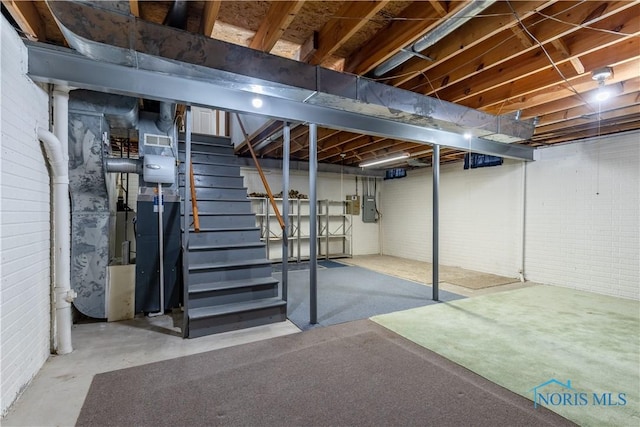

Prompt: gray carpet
[
  {"left": 76, "top": 320, "right": 575, "bottom": 427},
  {"left": 278, "top": 266, "right": 463, "bottom": 330}
]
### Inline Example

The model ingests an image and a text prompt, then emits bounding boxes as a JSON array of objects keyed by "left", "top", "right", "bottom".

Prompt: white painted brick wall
[
  {"left": 1, "top": 17, "right": 52, "bottom": 416},
  {"left": 525, "top": 131, "right": 639, "bottom": 300},
  {"left": 240, "top": 168, "right": 380, "bottom": 256},
  {"left": 380, "top": 160, "right": 523, "bottom": 278}
]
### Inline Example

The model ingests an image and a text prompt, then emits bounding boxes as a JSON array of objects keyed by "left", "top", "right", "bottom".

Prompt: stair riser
[
  {"left": 188, "top": 246, "right": 266, "bottom": 264},
  {"left": 184, "top": 214, "right": 256, "bottom": 229},
  {"left": 189, "top": 228, "right": 260, "bottom": 246},
  {"left": 180, "top": 174, "right": 245, "bottom": 188},
  {"left": 188, "top": 264, "right": 273, "bottom": 284},
  {"left": 180, "top": 163, "right": 241, "bottom": 177},
  {"left": 179, "top": 143, "right": 233, "bottom": 156},
  {"left": 179, "top": 134, "right": 231, "bottom": 146},
  {"left": 179, "top": 152, "right": 239, "bottom": 165},
  {"left": 192, "top": 200, "right": 253, "bottom": 214},
  {"left": 180, "top": 187, "right": 249, "bottom": 200},
  {"left": 188, "top": 305, "right": 287, "bottom": 338},
  {"left": 189, "top": 285, "right": 278, "bottom": 309}
]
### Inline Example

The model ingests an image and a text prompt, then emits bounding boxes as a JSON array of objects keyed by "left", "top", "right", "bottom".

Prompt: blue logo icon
[{"left": 530, "top": 379, "right": 626, "bottom": 408}]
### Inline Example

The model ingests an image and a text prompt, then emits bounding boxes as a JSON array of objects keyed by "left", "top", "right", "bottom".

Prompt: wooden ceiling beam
[
  {"left": 446, "top": 34, "right": 640, "bottom": 109},
  {"left": 129, "top": 0, "right": 140, "bottom": 17},
  {"left": 343, "top": 1, "right": 455, "bottom": 75},
  {"left": 489, "top": 60, "right": 640, "bottom": 115},
  {"left": 533, "top": 115, "right": 640, "bottom": 144},
  {"left": 2, "top": 0, "right": 45, "bottom": 41},
  {"left": 388, "top": 0, "right": 553, "bottom": 87},
  {"left": 308, "top": 0, "right": 390, "bottom": 66},
  {"left": 523, "top": 76, "right": 640, "bottom": 120},
  {"left": 534, "top": 105, "right": 640, "bottom": 134},
  {"left": 201, "top": 0, "right": 222, "bottom": 38},
  {"left": 403, "top": 2, "right": 638, "bottom": 95},
  {"left": 249, "top": 1, "right": 304, "bottom": 53},
  {"left": 317, "top": 136, "right": 388, "bottom": 162},
  {"left": 551, "top": 38, "right": 585, "bottom": 74},
  {"left": 536, "top": 91, "right": 640, "bottom": 127}
]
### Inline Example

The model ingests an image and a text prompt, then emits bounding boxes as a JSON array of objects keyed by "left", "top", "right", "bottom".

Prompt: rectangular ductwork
[{"left": 30, "top": 0, "right": 536, "bottom": 160}]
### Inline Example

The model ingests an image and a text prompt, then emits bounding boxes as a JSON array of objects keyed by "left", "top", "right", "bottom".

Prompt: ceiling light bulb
[
  {"left": 252, "top": 98, "right": 263, "bottom": 108},
  {"left": 596, "top": 89, "right": 610, "bottom": 102},
  {"left": 463, "top": 132, "right": 472, "bottom": 140}
]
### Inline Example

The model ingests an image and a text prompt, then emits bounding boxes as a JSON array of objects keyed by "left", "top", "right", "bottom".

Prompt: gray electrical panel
[{"left": 362, "top": 196, "right": 377, "bottom": 223}]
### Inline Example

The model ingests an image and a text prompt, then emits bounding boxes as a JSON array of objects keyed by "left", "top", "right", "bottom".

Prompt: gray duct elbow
[
  {"left": 105, "top": 158, "right": 143, "bottom": 174},
  {"left": 156, "top": 102, "right": 175, "bottom": 133}
]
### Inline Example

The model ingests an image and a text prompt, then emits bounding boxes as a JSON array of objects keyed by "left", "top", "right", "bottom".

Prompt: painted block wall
[
  {"left": 240, "top": 168, "right": 380, "bottom": 256},
  {"left": 380, "top": 160, "right": 523, "bottom": 278},
  {"left": 1, "top": 17, "right": 52, "bottom": 416},
  {"left": 525, "top": 131, "right": 639, "bottom": 300}
]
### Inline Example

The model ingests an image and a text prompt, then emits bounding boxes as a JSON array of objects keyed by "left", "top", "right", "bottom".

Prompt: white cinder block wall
[
  {"left": 1, "top": 17, "right": 52, "bottom": 416},
  {"left": 241, "top": 168, "right": 380, "bottom": 255},
  {"left": 381, "top": 160, "right": 524, "bottom": 278},
  {"left": 380, "top": 131, "right": 639, "bottom": 300},
  {"left": 525, "top": 131, "right": 639, "bottom": 300}
]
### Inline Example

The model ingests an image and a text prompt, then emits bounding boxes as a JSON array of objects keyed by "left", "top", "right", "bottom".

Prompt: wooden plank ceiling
[{"left": 3, "top": 0, "right": 639, "bottom": 168}]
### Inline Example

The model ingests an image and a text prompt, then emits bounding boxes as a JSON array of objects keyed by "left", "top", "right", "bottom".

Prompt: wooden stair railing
[
  {"left": 189, "top": 162, "right": 200, "bottom": 233},
  {"left": 235, "top": 114, "right": 285, "bottom": 231}
]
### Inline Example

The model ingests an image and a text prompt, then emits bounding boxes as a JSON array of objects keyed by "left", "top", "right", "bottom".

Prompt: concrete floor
[
  {"left": 2, "top": 256, "right": 533, "bottom": 426},
  {"left": 2, "top": 315, "right": 301, "bottom": 426}
]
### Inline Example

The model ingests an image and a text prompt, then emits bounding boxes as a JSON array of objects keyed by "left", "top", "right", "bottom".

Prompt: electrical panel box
[
  {"left": 345, "top": 195, "right": 360, "bottom": 215},
  {"left": 362, "top": 196, "right": 377, "bottom": 223}
]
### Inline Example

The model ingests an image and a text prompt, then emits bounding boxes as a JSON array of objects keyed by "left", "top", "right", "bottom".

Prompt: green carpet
[{"left": 372, "top": 285, "right": 640, "bottom": 427}]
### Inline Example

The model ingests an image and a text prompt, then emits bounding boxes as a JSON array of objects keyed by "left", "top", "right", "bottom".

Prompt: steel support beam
[
  {"left": 309, "top": 124, "right": 318, "bottom": 325},
  {"left": 26, "top": 42, "right": 536, "bottom": 161},
  {"left": 282, "top": 122, "right": 290, "bottom": 302},
  {"left": 432, "top": 145, "right": 440, "bottom": 301}
]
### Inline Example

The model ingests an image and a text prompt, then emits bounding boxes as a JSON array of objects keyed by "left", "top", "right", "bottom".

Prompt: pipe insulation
[
  {"left": 38, "top": 127, "right": 75, "bottom": 355},
  {"left": 105, "top": 157, "right": 143, "bottom": 174}
]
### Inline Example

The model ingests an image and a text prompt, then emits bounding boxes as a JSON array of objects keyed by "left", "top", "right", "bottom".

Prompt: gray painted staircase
[{"left": 179, "top": 133, "right": 286, "bottom": 338}]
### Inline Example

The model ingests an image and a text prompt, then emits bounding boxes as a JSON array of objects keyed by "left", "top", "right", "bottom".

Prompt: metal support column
[
  {"left": 282, "top": 122, "right": 290, "bottom": 301},
  {"left": 309, "top": 123, "right": 318, "bottom": 324},
  {"left": 432, "top": 144, "right": 440, "bottom": 301}
]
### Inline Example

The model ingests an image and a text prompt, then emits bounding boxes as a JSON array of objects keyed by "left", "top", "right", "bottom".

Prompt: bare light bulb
[{"left": 252, "top": 98, "right": 263, "bottom": 108}]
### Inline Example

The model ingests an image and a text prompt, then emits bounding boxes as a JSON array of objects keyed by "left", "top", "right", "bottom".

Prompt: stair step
[
  {"left": 187, "top": 199, "right": 253, "bottom": 214},
  {"left": 181, "top": 187, "right": 249, "bottom": 200},
  {"left": 189, "top": 258, "right": 271, "bottom": 272},
  {"left": 190, "top": 277, "right": 278, "bottom": 294},
  {"left": 180, "top": 174, "right": 245, "bottom": 188},
  {"left": 184, "top": 213, "right": 256, "bottom": 229},
  {"left": 190, "top": 242, "right": 265, "bottom": 251},
  {"left": 190, "top": 297, "right": 286, "bottom": 319},
  {"left": 180, "top": 162, "right": 241, "bottom": 177},
  {"left": 188, "top": 297, "right": 287, "bottom": 337},
  {"left": 179, "top": 133, "right": 231, "bottom": 145},
  {"left": 179, "top": 151, "right": 238, "bottom": 164},
  {"left": 188, "top": 276, "right": 279, "bottom": 308}
]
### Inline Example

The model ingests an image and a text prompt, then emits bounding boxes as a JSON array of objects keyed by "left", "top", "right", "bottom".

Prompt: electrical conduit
[{"left": 38, "top": 125, "right": 75, "bottom": 355}]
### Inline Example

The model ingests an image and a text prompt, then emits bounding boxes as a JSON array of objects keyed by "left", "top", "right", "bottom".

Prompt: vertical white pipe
[{"left": 38, "top": 127, "right": 74, "bottom": 355}]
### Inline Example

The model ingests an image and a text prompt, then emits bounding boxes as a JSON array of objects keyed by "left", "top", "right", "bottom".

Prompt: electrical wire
[
  {"left": 534, "top": 10, "right": 636, "bottom": 37},
  {"left": 505, "top": 0, "right": 598, "bottom": 115}
]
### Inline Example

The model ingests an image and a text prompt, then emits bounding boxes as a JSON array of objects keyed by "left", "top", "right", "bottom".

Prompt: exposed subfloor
[{"left": 1, "top": 256, "right": 591, "bottom": 425}]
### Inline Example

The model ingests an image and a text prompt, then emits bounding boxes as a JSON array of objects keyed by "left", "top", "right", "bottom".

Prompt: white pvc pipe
[{"left": 38, "top": 126, "right": 74, "bottom": 355}]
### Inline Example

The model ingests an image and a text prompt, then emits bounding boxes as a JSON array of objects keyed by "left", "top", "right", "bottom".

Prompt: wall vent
[{"left": 144, "top": 134, "right": 172, "bottom": 148}]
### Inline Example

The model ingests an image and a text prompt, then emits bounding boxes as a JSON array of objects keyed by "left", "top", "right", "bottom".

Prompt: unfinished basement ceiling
[{"left": 3, "top": 0, "right": 639, "bottom": 168}]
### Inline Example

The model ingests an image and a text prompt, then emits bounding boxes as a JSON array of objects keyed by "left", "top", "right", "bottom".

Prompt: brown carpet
[{"left": 76, "top": 320, "right": 575, "bottom": 427}]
